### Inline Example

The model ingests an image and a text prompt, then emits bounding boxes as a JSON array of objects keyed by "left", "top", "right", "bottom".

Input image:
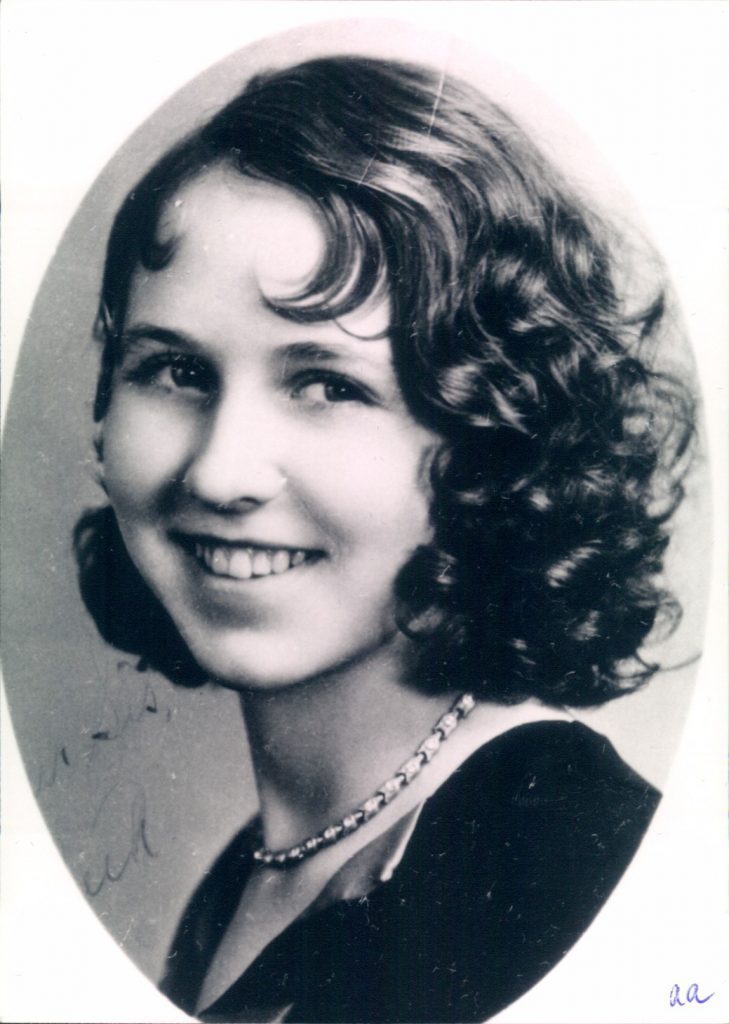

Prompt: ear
[
  {"left": 93, "top": 427, "right": 108, "bottom": 494},
  {"left": 93, "top": 329, "right": 116, "bottom": 421}
]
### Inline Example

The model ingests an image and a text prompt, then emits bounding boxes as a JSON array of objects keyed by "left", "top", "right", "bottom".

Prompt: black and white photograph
[{"left": 2, "top": 3, "right": 727, "bottom": 1022}]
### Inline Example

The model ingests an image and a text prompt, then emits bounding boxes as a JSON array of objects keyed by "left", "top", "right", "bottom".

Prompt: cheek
[
  {"left": 101, "top": 393, "right": 194, "bottom": 513},
  {"left": 308, "top": 427, "right": 434, "bottom": 550},
  {"left": 375, "top": 429, "right": 436, "bottom": 533}
]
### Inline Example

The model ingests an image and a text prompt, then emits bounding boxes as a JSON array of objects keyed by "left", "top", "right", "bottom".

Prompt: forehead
[
  {"left": 157, "top": 166, "right": 325, "bottom": 295},
  {"left": 127, "top": 166, "right": 390, "bottom": 346},
  {"left": 136, "top": 165, "right": 389, "bottom": 339}
]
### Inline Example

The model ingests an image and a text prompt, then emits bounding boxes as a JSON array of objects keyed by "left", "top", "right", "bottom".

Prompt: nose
[{"left": 182, "top": 389, "right": 287, "bottom": 509}]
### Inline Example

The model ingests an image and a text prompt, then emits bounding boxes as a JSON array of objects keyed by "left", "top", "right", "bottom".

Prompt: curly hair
[{"left": 81, "top": 55, "right": 695, "bottom": 706}]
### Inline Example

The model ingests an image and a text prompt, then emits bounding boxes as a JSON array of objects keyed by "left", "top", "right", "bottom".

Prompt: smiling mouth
[{"left": 175, "top": 535, "right": 322, "bottom": 580}]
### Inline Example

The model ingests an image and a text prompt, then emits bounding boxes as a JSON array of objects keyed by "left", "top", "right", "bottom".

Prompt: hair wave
[{"left": 83, "top": 56, "right": 696, "bottom": 706}]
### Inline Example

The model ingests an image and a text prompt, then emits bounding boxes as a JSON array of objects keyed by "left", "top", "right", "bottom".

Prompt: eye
[
  {"left": 122, "top": 352, "right": 216, "bottom": 397},
  {"left": 166, "top": 357, "right": 212, "bottom": 391},
  {"left": 292, "top": 372, "right": 374, "bottom": 407}
]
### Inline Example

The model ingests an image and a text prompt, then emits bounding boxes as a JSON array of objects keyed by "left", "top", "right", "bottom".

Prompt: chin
[
  {"left": 173, "top": 628, "right": 317, "bottom": 692},
  {"left": 178, "top": 640, "right": 301, "bottom": 692},
  {"left": 178, "top": 621, "right": 403, "bottom": 695}
]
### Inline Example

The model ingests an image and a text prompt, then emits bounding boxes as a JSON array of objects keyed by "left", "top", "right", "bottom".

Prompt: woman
[{"left": 75, "top": 55, "right": 695, "bottom": 1022}]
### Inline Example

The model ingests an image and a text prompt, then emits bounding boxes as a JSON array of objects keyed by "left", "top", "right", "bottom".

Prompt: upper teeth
[{"left": 194, "top": 543, "right": 308, "bottom": 580}]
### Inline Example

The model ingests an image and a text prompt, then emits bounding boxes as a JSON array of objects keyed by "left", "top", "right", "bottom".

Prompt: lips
[{"left": 173, "top": 533, "right": 320, "bottom": 581}]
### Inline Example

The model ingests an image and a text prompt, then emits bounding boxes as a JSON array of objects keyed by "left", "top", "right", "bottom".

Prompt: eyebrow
[
  {"left": 118, "top": 325, "right": 388, "bottom": 372},
  {"left": 273, "top": 341, "right": 394, "bottom": 384},
  {"left": 274, "top": 341, "right": 350, "bottom": 364},
  {"left": 117, "top": 324, "right": 201, "bottom": 352}
]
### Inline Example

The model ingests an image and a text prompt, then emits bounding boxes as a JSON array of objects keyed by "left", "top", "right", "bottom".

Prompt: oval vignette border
[{"left": 2, "top": 6, "right": 726, "bottom": 1024}]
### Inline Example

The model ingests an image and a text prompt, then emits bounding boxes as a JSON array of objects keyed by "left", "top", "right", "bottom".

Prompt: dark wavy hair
[{"left": 76, "top": 55, "right": 695, "bottom": 706}]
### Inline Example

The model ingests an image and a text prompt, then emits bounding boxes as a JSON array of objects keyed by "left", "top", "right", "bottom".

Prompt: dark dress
[{"left": 161, "top": 721, "right": 659, "bottom": 1022}]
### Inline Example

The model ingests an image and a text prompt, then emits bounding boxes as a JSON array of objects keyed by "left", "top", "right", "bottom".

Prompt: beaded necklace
[{"left": 253, "top": 692, "right": 475, "bottom": 868}]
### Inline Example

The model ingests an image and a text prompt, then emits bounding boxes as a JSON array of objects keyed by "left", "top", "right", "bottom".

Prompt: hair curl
[{"left": 80, "top": 55, "right": 695, "bottom": 706}]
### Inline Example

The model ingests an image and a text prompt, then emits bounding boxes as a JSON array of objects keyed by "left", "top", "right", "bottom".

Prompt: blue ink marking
[{"left": 670, "top": 983, "right": 714, "bottom": 1007}]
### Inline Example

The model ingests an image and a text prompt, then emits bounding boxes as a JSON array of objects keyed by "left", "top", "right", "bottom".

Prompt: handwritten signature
[
  {"left": 82, "top": 782, "right": 156, "bottom": 897},
  {"left": 34, "top": 661, "right": 170, "bottom": 796},
  {"left": 670, "top": 983, "right": 714, "bottom": 1007},
  {"left": 32, "top": 660, "right": 167, "bottom": 895}
]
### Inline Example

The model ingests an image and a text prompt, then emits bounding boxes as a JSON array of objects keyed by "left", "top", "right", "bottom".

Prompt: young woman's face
[{"left": 102, "top": 167, "right": 439, "bottom": 690}]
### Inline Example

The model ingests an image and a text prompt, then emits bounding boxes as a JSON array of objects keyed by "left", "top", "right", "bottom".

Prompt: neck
[{"left": 239, "top": 643, "right": 458, "bottom": 851}]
